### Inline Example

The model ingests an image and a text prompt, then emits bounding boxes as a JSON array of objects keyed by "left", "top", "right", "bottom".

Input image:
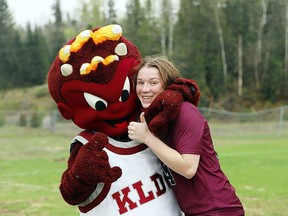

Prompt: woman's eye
[
  {"left": 119, "top": 77, "right": 130, "bottom": 102},
  {"left": 84, "top": 92, "right": 108, "bottom": 111}
]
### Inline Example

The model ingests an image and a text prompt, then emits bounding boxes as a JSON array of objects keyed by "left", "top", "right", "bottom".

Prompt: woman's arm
[{"left": 128, "top": 113, "right": 200, "bottom": 179}]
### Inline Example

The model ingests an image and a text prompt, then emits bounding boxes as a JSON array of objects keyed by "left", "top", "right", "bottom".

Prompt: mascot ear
[{"left": 58, "top": 102, "right": 73, "bottom": 120}]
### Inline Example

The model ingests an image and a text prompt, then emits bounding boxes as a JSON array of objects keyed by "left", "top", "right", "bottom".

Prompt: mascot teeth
[
  {"left": 80, "top": 63, "right": 92, "bottom": 75},
  {"left": 61, "top": 64, "right": 73, "bottom": 77},
  {"left": 111, "top": 25, "right": 122, "bottom": 34},
  {"left": 115, "top": 43, "right": 127, "bottom": 56}
]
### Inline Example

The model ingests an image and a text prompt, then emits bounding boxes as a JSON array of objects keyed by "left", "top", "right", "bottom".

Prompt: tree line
[{"left": 0, "top": 0, "right": 287, "bottom": 110}]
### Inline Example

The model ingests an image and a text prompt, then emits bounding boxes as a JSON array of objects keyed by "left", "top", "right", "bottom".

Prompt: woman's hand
[
  {"left": 129, "top": 114, "right": 200, "bottom": 179},
  {"left": 128, "top": 112, "right": 152, "bottom": 144}
]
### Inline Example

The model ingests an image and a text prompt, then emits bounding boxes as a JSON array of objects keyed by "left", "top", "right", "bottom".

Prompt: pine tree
[
  {"left": 260, "top": 0, "right": 287, "bottom": 101},
  {"left": 173, "top": 0, "right": 208, "bottom": 102},
  {"left": 48, "top": 0, "right": 66, "bottom": 61},
  {"left": 108, "top": 0, "right": 117, "bottom": 23},
  {"left": 11, "top": 30, "right": 26, "bottom": 87},
  {"left": 76, "top": 0, "right": 105, "bottom": 29},
  {"left": 0, "top": 0, "right": 16, "bottom": 91},
  {"left": 124, "top": 0, "right": 161, "bottom": 56}
]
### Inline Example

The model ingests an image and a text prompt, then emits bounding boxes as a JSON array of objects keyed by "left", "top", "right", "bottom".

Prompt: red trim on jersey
[
  {"left": 78, "top": 130, "right": 95, "bottom": 140},
  {"left": 77, "top": 130, "right": 148, "bottom": 154},
  {"left": 106, "top": 143, "right": 147, "bottom": 155},
  {"left": 78, "top": 184, "right": 111, "bottom": 213}
]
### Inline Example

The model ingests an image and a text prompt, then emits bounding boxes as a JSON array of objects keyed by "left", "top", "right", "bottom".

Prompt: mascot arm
[
  {"left": 59, "top": 133, "right": 122, "bottom": 205},
  {"left": 145, "top": 78, "right": 200, "bottom": 138}
]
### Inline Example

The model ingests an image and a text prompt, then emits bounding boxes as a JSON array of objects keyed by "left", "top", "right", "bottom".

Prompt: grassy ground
[
  {"left": 213, "top": 134, "right": 288, "bottom": 216},
  {"left": 0, "top": 126, "right": 79, "bottom": 216},
  {"left": 0, "top": 124, "right": 287, "bottom": 216}
]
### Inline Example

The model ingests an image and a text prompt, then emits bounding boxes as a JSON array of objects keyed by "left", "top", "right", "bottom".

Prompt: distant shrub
[
  {"left": 0, "top": 113, "right": 5, "bottom": 127},
  {"left": 19, "top": 113, "right": 27, "bottom": 127},
  {"left": 35, "top": 87, "right": 49, "bottom": 98},
  {"left": 30, "top": 112, "right": 41, "bottom": 128}
]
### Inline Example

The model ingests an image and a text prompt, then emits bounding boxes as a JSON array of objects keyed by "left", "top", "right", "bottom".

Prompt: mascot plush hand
[
  {"left": 47, "top": 24, "right": 182, "bottom": 215},
  {"left": 144, "top": 78, "right": 200, "bottom": 138}
]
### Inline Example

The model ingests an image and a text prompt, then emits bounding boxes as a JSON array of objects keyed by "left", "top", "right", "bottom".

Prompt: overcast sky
[{"left": 7, "top": 0, "right": 127, "bottom": 27}]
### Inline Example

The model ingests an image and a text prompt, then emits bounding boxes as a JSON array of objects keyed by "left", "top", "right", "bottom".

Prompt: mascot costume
[{"left": 47, "top": 24, "right": 200, "bottom": 215}]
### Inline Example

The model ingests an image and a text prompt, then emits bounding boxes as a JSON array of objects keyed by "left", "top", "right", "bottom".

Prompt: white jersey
[{"left": 73, "top": 131, "right": 181, "bottom": 216}]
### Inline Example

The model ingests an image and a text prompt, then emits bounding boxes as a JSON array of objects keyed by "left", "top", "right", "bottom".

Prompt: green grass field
[{"left": 0, "top": 124, "right": 287, "bottom": 216}]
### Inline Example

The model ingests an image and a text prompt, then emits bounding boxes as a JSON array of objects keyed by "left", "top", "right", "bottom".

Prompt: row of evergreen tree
[{"left": 1, "top": 0, "right": 287, "bottom": 109}]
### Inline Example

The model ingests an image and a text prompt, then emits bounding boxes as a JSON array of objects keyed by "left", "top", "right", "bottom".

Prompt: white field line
[
  {"left": 0, "top": 170, "right": 62, "bottom": 192},
  {"left": 217, "top": 149, "right": 288, "bottom": 157},
  {"left": 1, "top": 169, "right": 63, "bottom": 177},
  {"left": 0, "top": 181, "right": 59, "bottom": 192}
]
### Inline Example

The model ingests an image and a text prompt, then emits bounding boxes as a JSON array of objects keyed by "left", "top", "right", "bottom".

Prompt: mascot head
[{"left": 48, "top": 24, "right": 141, "bottom": 137}]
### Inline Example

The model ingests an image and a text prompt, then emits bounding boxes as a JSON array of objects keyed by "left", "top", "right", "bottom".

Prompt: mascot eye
[
  {"left": 119, "top": 77, "right": 130, "bottom": 102},
  {"left": 84, "top": 92, "right": 108, "bottom": 111}
]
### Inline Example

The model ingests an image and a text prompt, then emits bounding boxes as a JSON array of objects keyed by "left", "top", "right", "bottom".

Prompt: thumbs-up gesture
[{"left": 128, "top": 112, "right": 151, "bottom": 143}]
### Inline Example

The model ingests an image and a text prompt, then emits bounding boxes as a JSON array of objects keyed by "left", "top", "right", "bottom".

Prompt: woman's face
[{"left": 136, "top": 66, "right": 165, "bottom": 109}]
